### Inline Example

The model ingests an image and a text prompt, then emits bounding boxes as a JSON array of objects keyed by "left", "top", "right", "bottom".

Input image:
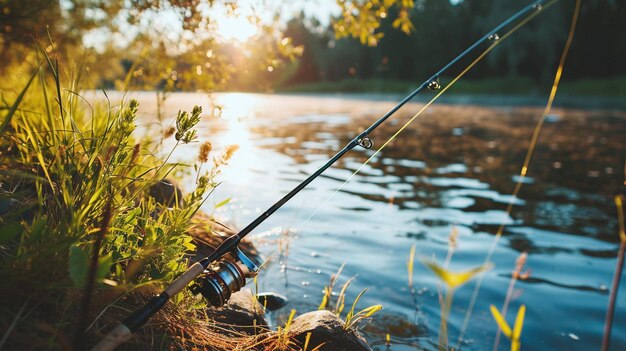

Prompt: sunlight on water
[
  {"left": 217, "top": 114, "right": 255, "bottom": 184},
  {"left": 217, "top": 93, "right": 262, "bottom": 120},
  {"left": 214, "top": 94, "right": 261, "bottom": 185},
  {"left": 140, "top": 92, "right": 626, "bottom": 351}
]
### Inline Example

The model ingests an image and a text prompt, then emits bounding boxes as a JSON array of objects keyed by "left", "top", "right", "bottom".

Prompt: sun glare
[
  {"left": 216, "top": 16, "right": 259, "bottom": 42},
  {"left": 215, "top": 94, "right": 262, "bottom": 184}
]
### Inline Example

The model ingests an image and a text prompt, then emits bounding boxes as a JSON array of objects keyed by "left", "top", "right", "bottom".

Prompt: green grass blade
[
  {"left": 1, "top": 68, "right": 38, "bottom": 133},
  {"left": 214, "top": 197, "right": 231, "bottom": 209}
]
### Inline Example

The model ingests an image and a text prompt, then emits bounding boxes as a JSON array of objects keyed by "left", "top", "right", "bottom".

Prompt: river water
[{"left": 123, "top": 91, "right": 625, "bottom": 350}]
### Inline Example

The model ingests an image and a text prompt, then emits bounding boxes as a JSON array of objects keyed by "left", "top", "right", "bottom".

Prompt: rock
[
  {"left": 148, "top": 179, "right": 183, "bottom": 207},
  {"left": 255, "top": 292, "right": 288, "bottom": 311},
  {"left": 205, "top": 288, "right": 267, "bottom": 334},
  {"left": 288, "top": 310, "right": 372, "bottom": 351},
  {"left": 0, "top": 198, "right": 19, "bottom": 216}
]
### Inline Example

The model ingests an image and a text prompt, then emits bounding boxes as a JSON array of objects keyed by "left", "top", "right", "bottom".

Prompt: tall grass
[
  {"left": 2, "top": 46, "right": 352, "bottom": 351},
  {"left": 0, "top": 47, "right": 227, "bottom": 348}
]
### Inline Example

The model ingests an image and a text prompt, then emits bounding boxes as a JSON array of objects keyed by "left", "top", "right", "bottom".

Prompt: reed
[
  {"left": 601, "top": 195, "right": 626, "bottom": 351},
  {"left": 420, "top": 256, "right": 492, "bottom": 351},
  {"left": 493, "top": 253, "right": 530, "bottom": 351},
  {"left": 407, "top": 244, "right": 416, "bottom": 289},
  {"left": 318, "top": 263, "right": 345, "bottom": 310},
  {"left": 490, "top": 304, "right": 526, "bottom": 351}
]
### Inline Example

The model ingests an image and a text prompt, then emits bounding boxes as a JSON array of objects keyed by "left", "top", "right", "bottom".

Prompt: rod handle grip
[{"left": 164, "top": 261, "right": 205, "bottom": 296}]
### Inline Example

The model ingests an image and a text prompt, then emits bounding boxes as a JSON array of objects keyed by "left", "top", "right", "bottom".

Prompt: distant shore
[
  {"left": 84, "top": 75, "right": 626, "bottom": 111},
  {"left": 271, "top": 76, "right": 626, "bottom": 110}
]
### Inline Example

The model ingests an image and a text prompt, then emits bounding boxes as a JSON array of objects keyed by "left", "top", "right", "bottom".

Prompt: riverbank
[
  {"left": 0, "top": 65, "right": 382, "bottom": 350},
  {"left": 4, "top": 69, "right": 626, "bottom": 349},
  {"left": 274, "top": 76, "right": 626, "bottom": 110}
]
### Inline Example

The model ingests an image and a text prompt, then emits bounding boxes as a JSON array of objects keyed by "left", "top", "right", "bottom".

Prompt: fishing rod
[{"left": 92, "top": 1, "right": 550, "bottom": 349}]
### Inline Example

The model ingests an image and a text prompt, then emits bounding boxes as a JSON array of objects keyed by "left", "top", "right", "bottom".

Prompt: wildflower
[
  {"left": 198, "top": 141, "right": 212, "bottom": 163},
  {"left": 164, "top": 126, "right": 175, "bottom": 138},
  {"left": 130, "top": 143, "right": 141, "bottom": 165},
  {"left": 214, "top": 144, "right": 239, "bottom": 166},
  {"left": 448, "top": 226, "right": 458, "bottom": 250},
  {"left": 223, "top": 144, "right": 239, "bottom": 161},
  {"left": 175, "top": 105, "right": 202, "bottom": 143},
  {"left": 512, "top": 252, "right": 531, "bottom": 280}
]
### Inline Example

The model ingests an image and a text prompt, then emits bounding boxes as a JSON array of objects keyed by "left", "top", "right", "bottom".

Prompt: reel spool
[{"left": 189, "top": 247, "right": 259, "bottom": 307}]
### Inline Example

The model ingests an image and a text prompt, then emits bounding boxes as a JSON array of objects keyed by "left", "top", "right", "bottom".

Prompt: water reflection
[
  {"left": 218, "top": 117, "right": 255, "bottom": 184},
  {"left": 123, "top": 92, "right": 626, "bottom": 350}
]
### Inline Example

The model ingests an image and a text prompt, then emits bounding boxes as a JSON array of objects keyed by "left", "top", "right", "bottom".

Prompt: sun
[{"left": 215, "top": 16, "right": 259, "bottom": 42}]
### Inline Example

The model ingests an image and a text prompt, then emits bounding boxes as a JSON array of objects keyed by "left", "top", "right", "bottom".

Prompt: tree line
[
  {"left": 277, "top": 0, "right": 625, "bottom": 90},
  {"left": 1, "top": 0, "right": 623, "bottom": 92}
]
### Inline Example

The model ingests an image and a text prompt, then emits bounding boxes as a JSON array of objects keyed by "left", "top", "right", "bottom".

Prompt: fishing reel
[{"left": 189, "top": 247, "right": 259, "bottom": 307}]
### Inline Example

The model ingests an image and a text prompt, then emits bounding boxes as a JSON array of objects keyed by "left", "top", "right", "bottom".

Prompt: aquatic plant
[
  {"left": 317, "top": 264, "right": 382, "bottom": 332},
  {"left": 407, "top": 243, "right": 417, "bottom": 290},
  {"left": 456, "top": 1, "right": 581, "bottom": 346},
  {"left": 490, "top": 304, "right": 526, "bottom": 351},
  {"left": 444, "top": 226, "right": 458, "bottom": 268},
  {"left": 601, "top": 195, "right": 626, "bottom": 351},
  {"left": 318, "top": 263, "right": 345, "bottom": 310},
  {"left": 343, "top": 289, "right": 383, "bottom": 331},
  {"left": 493, "top": 253, "right": 530, "bottom": 351},
  {"left": 420, "top": 256, "right": 492, "bottom": 351}
]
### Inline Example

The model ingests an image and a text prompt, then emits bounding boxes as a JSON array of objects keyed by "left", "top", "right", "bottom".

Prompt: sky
[{"left": 82, "top": 0, "right": 341, "bottom": 51}]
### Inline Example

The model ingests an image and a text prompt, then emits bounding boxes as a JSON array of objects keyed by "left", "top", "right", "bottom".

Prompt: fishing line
[
  {"left": 93, "top": 2, "right": 569, "bottom": 350},
  {"left": 456, "top": 0, "right": 580, "bottom": 348},
  {"left": 258, "top": 0, "right": 559, "bottom": 271}
]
